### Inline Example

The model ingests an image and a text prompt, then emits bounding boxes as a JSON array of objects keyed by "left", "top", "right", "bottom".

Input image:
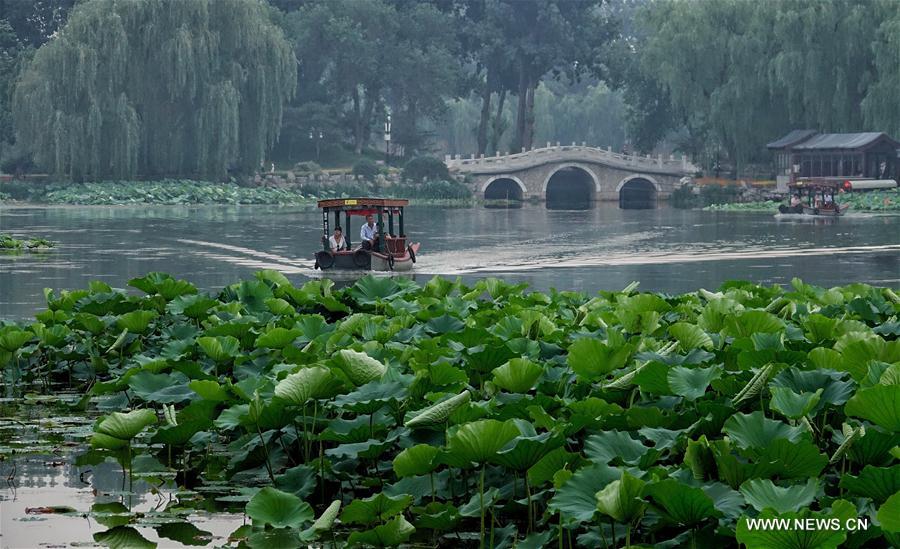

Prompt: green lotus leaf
[
  {"left": 35, "top": 324, "right": 70, "bottom": 347},
  {"left": 256, "top": 269, "right": 292, "bottom": 288},
  {"left": 393, "top": 445, "right": 440, "bottom": 478},
  {"left": 92, "top": 409, "right": 157, "bottom": 448},
  {"left": 740, "top": 478, "right": 818, "bottom": 514},
  {"left": 723, "top": 412, "right": 806, "bottom": 450},
  {"left": 93, "top": 526, "right": 157, "bottom": 549},
  {"left": 335, "top": 349, "right": 387, "bottom": 386},
  {"left": 527, "top": 447, "right": 582, "bottom": 487},
  {"left": 567, "top": 334, "right": 634, "bottom": 380},
  {"left": 547, "top": 463, "right": 619, "bottom": 523},
  {"left": 265, "top": 297, "right": 295, "bottom": 316},
  {"left": 197, "top": 335, "right": 240, "bottom": 363},
  {"left": 770, "top": 387, "right": 823, "bottom": 420},
  {"left": 880, "top": 363, "right": 900, "bottom": 385},
  {"left": 770, "top": 368, "right": 853, "bottom": 413},
  {"left": 274, "top": 464, "right": 318, "bottom": 499},
  {"left": 839, "top": 464, "right": 900, "bottom": 502},
  {"left": 595, "top": 471, "right": 647, "bottom": 523},
  {"left": 491, "top": 427, "right": 562, "bottom": 471},
  {"left": 333, "top": 381, "right": 407, "bottom": 414},
  {"left": 167, "top": 294, "right": 218, "bottom": 319},
  {"left": 254, "top": 327, "right": 302, "bottom": 349},
  {"left": 752, "top": 438, "right": 828, "bottom": 480},
  {"left": 0, "top": 327, "right": 33, "bottom": 352},
  {"left": 127, "top": 371, "right": 194, "bottom": 404},
  {"left": 245, "top": 487, "right": 313, "bottom": 529},
  {"left": 491, "top": 358, "right": 543, "bottom": 393},
  {"left": 845, "top": 385, "right": 900, "bottom": 431},
  {"left": 116, "top": 310, "right": 158, "bottom": 334},
  {"left": 405, "top": 391, "right": 471, "bottom": 428},
  {"left": 644, "top": 479, "right": 722, "bottom": 525},
  {"left": 155, "top": 522, "right": 213, "bottom": 547},
  {"left": 340, "top": 492, "right": 413, "bottom": 526},
  {"left": 349, "top": 276, "right": 412, "bottom": 305},
  {"left": 669, "top": 322, "right": 713, "bottom": 351},
  {"left": 735, "top": 499, "right": 856, "bottom": 549},
  {"left": 723, "top": 310, "right": 785, "bottom": 338},
  {"left": 129, "top": 272, "right": 197, "bottom": 300},
  {"left": 346, "top": 516, "right": 415, "bottom": 547},
  {"left": 189, "top": 379, "right": 230, "bottom": 402},
  {"left": 74, "top": 312, "right": 107, "bottom": 334},
  {"left": 878, "top": 491, "right": 900, "bottom": 533},
  {"left": 585, "top": 430, "right": 650, "bottom": 465},
  {"left": 274, "top": 366, "right": 343, "bottom": 404},
  {"left": 667, "top": 364, "right": 722, "bottom": 401},
  {"left": 446, "top": 419, "right": 521, "bottom": 466},
  {"left": 801, "top": 313, "right": 838, "bottom": 343}
]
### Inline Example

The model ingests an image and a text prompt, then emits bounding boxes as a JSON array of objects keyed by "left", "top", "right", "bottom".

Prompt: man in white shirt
[{"left": 360, "top": 214, "right": 379, "bottom": 249}]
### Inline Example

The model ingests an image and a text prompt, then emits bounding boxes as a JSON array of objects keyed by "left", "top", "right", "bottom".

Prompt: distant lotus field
[{"left": 1, "top": 273, "right": 899, "bottom": 547}]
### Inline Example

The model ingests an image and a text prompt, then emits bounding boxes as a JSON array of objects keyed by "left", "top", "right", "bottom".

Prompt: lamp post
[{"left": 383, "top": 113, "right": 392, "bottom": 164}]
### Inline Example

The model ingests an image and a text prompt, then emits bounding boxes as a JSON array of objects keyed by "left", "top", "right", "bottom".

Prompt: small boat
[
  {"left": 778, "top": 180, "right": 850, "bottom": 217},
  {"left": 313, "top": 198, "right": 420, "bottom": 271}
]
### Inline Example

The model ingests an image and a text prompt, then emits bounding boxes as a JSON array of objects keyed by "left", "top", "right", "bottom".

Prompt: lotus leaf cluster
[{"left": 2, "top": 272, "right": 899, "bottom": 547}]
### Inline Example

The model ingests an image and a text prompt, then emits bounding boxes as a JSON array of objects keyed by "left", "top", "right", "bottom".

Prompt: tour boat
[
  {"left": 778, "top": 180, "right": 850, "bottom": 217},
  {"left": 313, "top": 198, "right": 420, "bottom": 271}
]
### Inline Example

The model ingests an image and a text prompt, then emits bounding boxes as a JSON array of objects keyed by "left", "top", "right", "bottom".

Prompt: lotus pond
[{"left": 1, "top": 272, "right": 900, "bottom": 548}]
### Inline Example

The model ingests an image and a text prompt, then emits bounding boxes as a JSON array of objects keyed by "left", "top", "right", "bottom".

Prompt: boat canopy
[{"left": 317, "top": 198, "right": 409, "bottom": 253}]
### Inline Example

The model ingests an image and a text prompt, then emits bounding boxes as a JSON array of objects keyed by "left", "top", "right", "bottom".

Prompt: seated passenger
[
  {"left": 360, "top": 214, "right": 379, "bottom": 250},
  {"left": 328, "top": 227, "right": 347, "bottom": 252}
]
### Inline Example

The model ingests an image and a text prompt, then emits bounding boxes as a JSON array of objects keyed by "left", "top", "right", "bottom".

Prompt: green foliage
[
  {"left": 13, "top": 0, "right": 296, "bottom": 180},
  {"left": 401, "top": 156, "right": 450, "bottom": 183},
  {"left": 7, "top": 274, "right": 900, "bottom": 546},
  {"left": 352, "top": 159, "right": 380, "bottom": 182},
  {"left": 0, "top": 233, "right": 54, "bottom": 250}
]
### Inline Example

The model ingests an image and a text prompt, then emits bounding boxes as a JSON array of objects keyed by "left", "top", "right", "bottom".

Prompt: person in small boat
[
  {"left": 360, "top": 214, "right": 379, "bottom": 250},
  {"left": 328, "top": 226, "right": 347, "bottom": 252},
  {"left": 780, "top": 193, "right": 803, "bottom": 213}
]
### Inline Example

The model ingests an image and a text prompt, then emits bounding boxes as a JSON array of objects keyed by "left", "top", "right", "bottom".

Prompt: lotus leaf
[
  {"left": 739, "top": 478, "right": 818, "bottom": 513},
  {"left": 845, "top": 385, "right": 900, "bottom": 431},
  {"left": 595, "top": 471, "right": 646, "bottom": 523},
  {"left": 245, "top": 487, "right": 313, "bottom": 529},
  {"left": 491, "top": 358, "right": 543, "bottom": 393}
]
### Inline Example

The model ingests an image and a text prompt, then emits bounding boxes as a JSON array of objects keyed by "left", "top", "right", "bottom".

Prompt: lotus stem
[
  {"left": 479, "top": 465, "right": 486, "bottom": 549},
  {"left": 255, "top": 423, "right": 275, "bottom": 483},
  {"left": 526, "top": 477, "right": 533, "bottom": 532}
]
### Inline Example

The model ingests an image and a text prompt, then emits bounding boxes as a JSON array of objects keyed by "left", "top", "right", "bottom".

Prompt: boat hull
[{"left": 315, "top": 243, "right": 420, "bottom": 272}]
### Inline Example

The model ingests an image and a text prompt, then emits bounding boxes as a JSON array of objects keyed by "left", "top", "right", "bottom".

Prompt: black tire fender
[
  {"left": 353, "top": 249, "right": 370, "bottom": 268},
  {"left": 813, "top": 208, "right": 819, "bottom": 215},
  {"left": 387, "top": 253, "right": 395, "bottom": 271},
  {"left": 407, "top": 245, "right": 416, "bottom": 263},
  {"left": 315, "top": 251, "right": 334, "bottom": 269}
]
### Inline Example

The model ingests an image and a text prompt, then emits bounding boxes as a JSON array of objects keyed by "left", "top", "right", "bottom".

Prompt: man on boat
[
  {"left": 328, "top": 226, "right": 347, "bottom": 252},
  {"left": 360, "top": 214, "right": 379, "bottom": 250}
]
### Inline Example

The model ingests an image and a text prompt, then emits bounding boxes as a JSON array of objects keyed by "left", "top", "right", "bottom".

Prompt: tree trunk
[
  {"left": 361, "top": 86, "right": 379, "bottom": 154},
  {"left": 477, "top": 77, "right": 491, "bottom": 156},
  {"left": 514, "top": 54, "right": 528, "bottom": 153},
  {"left": 524, "top": 80, "right": 536, "bottom": 151},
  {"left": 489, "top": 88, "right": 506, "bottom": 155},
  {"left": 352, "top": 87, "right": 363, "bottom": 154}
]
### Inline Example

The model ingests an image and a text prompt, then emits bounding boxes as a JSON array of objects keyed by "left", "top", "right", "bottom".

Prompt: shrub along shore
[
  {"left": 0, "top": 178, "right": 475, "bottom": 206},
  {"left": 1, "top": 273, "right": 898, "bottom": 547}
]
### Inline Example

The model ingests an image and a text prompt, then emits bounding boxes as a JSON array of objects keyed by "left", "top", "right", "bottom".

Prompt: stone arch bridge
[{"left": 446, "top": 144, "right": 697, "bottom": 208}]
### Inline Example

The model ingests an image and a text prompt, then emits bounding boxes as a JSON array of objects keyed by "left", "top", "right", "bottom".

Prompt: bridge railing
[{"left": 444, "top": 143, "right": 697, "bottom": 174}]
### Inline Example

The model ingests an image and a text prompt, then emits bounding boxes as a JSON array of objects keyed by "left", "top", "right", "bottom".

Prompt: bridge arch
[
  {"left": 482, "top": 175, "right": 526, "bottom": 201},
  {"left": 542, "top": 163, "right": 600, "bottom": 209},
  {"left": 617, "top": 175, "right": 660, "bottom": 209}
]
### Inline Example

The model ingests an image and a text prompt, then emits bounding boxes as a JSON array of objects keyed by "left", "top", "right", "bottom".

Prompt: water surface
[{"left": 1, "top": 203, "right": 899, "bottom": 320}]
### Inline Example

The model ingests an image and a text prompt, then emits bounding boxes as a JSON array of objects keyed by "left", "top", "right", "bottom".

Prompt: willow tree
[{"left": 13, "top": 0, "right": 296, "bottom": 180}]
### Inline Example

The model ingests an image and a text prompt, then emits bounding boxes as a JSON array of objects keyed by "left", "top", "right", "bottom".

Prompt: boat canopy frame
[
  {"left": 317, "top": 198, "right": 409, "bottom": 253},
  {"left": 788, "top": 180, "right": 842, "bottom": 209}
]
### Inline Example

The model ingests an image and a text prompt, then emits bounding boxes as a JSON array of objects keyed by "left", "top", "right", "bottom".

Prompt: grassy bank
[
  {"left": 0, "top": 179, "right": 475, "bottom": 207},
  {"left": 704, "top": 189, "right": 900, "bottom": 213},
  {"left": 2, "top": 273, "right": 898, "bottom": 547}
]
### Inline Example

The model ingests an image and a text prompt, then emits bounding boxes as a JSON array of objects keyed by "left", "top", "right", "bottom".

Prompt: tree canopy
[{"left": 13, "top": 0, "right": 296, "bottom": 180}]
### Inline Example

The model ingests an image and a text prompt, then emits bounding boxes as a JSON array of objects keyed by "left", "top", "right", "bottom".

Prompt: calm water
[{"left": 1, "top": 203, "right": 899, "bottom": 320}]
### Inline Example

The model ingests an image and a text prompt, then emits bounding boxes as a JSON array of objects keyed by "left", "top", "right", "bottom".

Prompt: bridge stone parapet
[{"left": 446, "top": 145, "right": 698, "bottom": 205}]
